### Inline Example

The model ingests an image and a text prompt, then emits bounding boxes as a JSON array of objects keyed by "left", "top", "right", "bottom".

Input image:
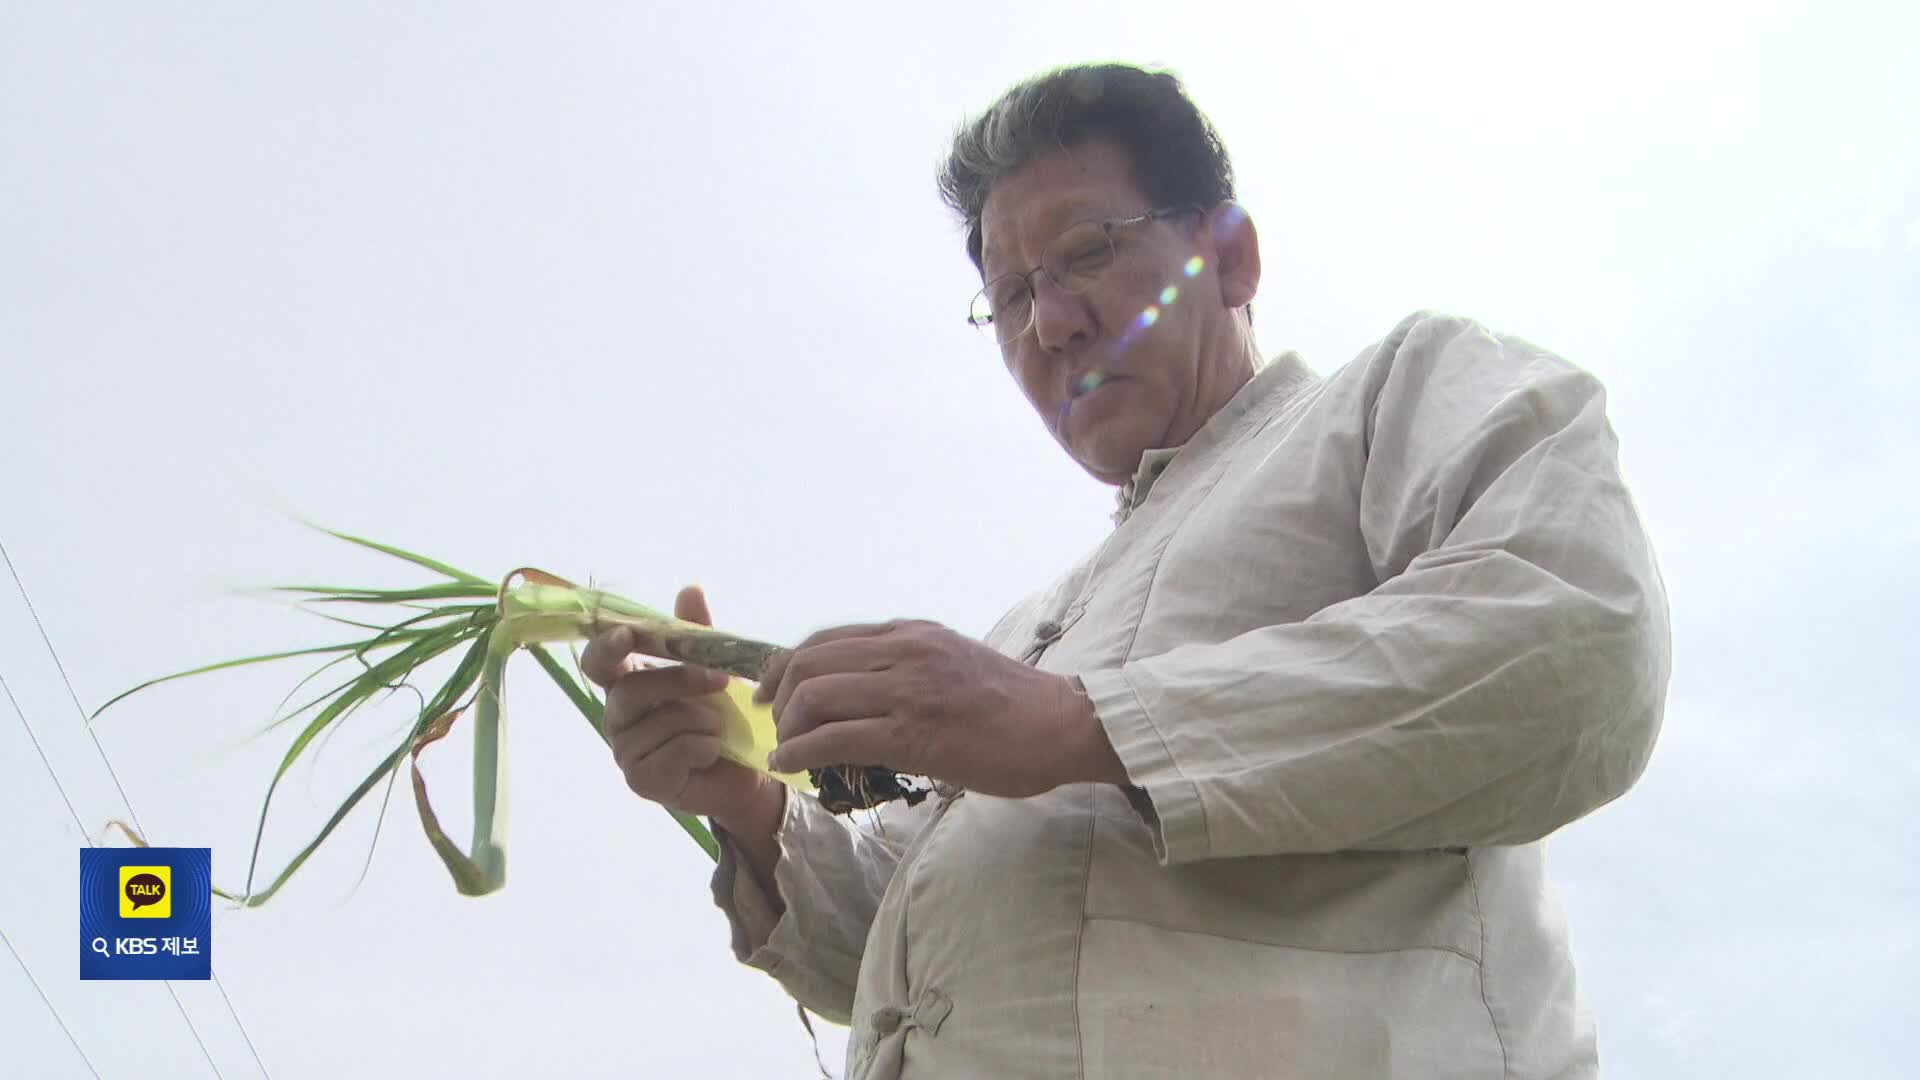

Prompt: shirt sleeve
[
  {"left": 706, "top": 595, "right": 1041, "bottom": 1018},
  {"left": 1077, "top": 313, "right": 1672, "bottom": 863},
  {"left": 708, "top": 785, "right": 929, "bottom": 1023}
]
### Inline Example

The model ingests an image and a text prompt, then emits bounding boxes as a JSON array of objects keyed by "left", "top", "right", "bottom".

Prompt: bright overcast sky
[{"left": 3, "top": 2, "right": 1915, "bottom": 1077}]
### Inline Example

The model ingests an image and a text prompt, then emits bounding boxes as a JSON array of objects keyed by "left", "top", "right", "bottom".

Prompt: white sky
[{"left": 3, "top": 1, "right": 1915, "bottom": 1077}]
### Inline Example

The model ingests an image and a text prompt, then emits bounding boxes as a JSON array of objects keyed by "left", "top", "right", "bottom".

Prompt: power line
[
  {"left": 1, "top": 536, "right": 266, "bottom": 1079},
  {"left": 0, "top": 921, "right": 102, "bottom": 1079},
  {"left": 0, "top": 666, "right": 89, "bottom": 843},
  {"left": 0, "top": 670, "right": 104, "bottom": 1079},
  {"left": 205, "top": 970, "right": 269, "bottom": 1080},
  {"left": 1, "top": 536, "right": 149, "bottom": 836},
  {"left": 0, "top": 659, "right": 226, "bottom": 1080}
]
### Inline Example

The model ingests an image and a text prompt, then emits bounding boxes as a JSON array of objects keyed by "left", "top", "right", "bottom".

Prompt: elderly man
[{"left": 583, "top": 63, "right": 1669, "bottom": 1079}]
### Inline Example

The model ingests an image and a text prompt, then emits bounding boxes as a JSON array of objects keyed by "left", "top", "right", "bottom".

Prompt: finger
[
  {"left": 762, "top": 628, "right": 904, "bottom": 722},
  {"left": 675, "top": 584, "right": 713, "bottom": 628},
  {"left": 658, "top": 585, "right": 727, "bottom": 685},
  {"left": 770, "top": 635, "right": 898, "bottom": 721},
  {"left": 605, "top": 668, "right": 728, "bottom": 738},
  {"left": 750, "top": 649, "right": 790, "bottom": 706},
  {"left": 624, "top": 732, "right": 728, "bottom": 802},
  {"left": 608, "top": 705, "right": 723, "bottom": 770},
  {"left": 576, "top": 622, "right": 675, "bottom": 680},
  {"left": 611, "top": 701, "right": 724, "bottom": 769},
  {"left": 767, "top": 716, "right": 899, "bottom": 776},
  {"left": 774, "top": 670, "right": 900, "bottom": 744},
  {"left": 580, "top": 625, "right": 636, "bottom": 689},
  {"left": 587, "top": 587, "right": 714, "bottom": 689},
  {"left": 752, "top": 621, "right": 901, "bottom": 705}
]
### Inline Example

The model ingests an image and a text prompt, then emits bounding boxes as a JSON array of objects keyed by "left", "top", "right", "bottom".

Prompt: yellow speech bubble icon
[{"left": 119, "top": 865, "right": 171, "bottom": 919}]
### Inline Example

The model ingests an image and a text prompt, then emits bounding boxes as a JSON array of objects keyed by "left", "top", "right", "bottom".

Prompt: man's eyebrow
[{"left": 981, "top": 199, "right": 1105, "bottom": 276}]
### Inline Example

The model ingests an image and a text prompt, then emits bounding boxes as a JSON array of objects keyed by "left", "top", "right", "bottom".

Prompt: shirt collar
[{"left": 1112, "top": 350, "right": 1317, "bottom": 525}]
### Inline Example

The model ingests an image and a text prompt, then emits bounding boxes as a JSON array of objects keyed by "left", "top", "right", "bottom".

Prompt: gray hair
[{"left": 936, "top": 63, "right": 1238, "bottom": 277}]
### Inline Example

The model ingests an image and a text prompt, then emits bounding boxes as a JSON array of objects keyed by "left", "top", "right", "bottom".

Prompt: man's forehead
[{"left": 979, "top": 140, "right": 1140, "bottom": 273}]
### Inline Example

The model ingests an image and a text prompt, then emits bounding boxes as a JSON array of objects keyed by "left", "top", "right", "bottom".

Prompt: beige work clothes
[{"left": 712, "top": 311, "right": 1670, "bottom": 1079}]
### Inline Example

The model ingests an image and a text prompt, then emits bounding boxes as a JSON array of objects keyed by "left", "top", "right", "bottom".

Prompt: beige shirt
[{"left": 712, "top": 311, "right": 1671, "bottom": 1079}]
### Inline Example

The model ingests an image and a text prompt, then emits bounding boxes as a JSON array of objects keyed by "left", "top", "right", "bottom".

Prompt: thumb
[
  {"left": 675, "top": 584, "right": 713, "bottom": 628},
  {"left": 673, "top": 585, "right": 726, "bottom": 693}
]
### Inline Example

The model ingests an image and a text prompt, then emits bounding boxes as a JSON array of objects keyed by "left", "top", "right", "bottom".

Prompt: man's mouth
[
  {"left": 1070, "top": 370, "right": 1110, "bottom": 400},
  {"left": 1057, "top": 370, "right": 1117, "bottom": 433}
]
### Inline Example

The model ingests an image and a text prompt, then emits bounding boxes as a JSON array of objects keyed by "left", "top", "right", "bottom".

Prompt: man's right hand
[{"left": 581, "top": 585, "right": 786, "bottom": 841}]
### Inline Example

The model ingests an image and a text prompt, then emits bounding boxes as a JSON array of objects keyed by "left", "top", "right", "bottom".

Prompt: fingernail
[{"left": 766, "top": 752, "right": 787, "bottom": 772}]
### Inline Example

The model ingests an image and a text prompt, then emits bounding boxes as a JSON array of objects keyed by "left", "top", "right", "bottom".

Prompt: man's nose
[{"left": 1030, "top": 274, "right": 1094, "bottom": 353}]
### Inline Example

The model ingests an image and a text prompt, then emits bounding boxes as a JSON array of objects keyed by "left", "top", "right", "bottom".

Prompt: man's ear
[{"left": 1208, "top": 202, "right": 1260, "bottom": 311}]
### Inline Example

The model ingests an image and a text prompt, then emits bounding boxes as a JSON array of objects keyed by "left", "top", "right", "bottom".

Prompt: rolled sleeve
[
  {"left": 1079, "top": 666, "right": 1208, "bottom": 863},
  {"left": 709, "top": 788, "right": 918, "bottom": 1024}
]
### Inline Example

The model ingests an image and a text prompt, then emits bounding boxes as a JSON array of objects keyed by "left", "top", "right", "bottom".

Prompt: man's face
[{"left": 978, "top": 138, "right": 1247, "bottom": 485}]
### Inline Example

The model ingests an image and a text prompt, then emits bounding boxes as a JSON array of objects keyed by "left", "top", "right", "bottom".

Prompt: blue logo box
[{"left": 80, "top": 847, "right": 212, "bottom": 981}]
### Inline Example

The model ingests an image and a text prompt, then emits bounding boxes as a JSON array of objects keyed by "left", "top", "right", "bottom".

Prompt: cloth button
[
  {"left": 870, "top": 1006, "right": 905, "bottom": 1035},
  {"left": 913, "top": 990, "right": 954, "bottom": 1035}
]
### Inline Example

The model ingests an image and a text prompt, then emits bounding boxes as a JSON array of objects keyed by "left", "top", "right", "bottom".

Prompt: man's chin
[{"left": 1067, "top": 437, "right": 1146, "bottom": 486}]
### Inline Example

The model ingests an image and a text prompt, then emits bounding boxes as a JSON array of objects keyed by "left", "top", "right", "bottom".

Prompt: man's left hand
[{"left": 754, "top": 619, "right": 1127, "bottom": 798}]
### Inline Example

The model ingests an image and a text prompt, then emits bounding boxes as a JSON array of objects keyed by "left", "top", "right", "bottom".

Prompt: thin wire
[
  {"left": 0, "top": 668, "right": 89, "bottom": 841},
  {"left": 0, "top": 538, "right": 148, "bottom": 837},
  {"left": 205, "top": 975, "right": 269, "bottom": 1080},
  {"left": 0, "top": 921, "right": 102, "bottom": 1078},
  {"left": 1, "top": 668, "right": 104, "bottom": 1077},
  {"left": 4, "top": 665, "right": 228, "bottom": 1080},
  {"left": 1, "top": 536, "right": 264, "bottom": 1079}
]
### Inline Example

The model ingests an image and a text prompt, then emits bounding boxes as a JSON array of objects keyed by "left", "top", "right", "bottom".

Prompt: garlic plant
[{"left": 94, "top": 527, "right": 808, "bottom": 904}]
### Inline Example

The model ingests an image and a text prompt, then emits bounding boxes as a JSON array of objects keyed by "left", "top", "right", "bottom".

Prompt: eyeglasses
[{"left": 967, "top": 205, "right": 1201, "bottom": 345}]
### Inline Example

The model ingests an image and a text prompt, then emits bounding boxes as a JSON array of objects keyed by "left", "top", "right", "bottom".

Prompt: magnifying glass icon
[{"left": 90, "top": 937, "right": 110, "bottom": 958}]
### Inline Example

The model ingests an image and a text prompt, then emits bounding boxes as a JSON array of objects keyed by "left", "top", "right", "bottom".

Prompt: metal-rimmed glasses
[{"left": 967, "top": 205, "right": 1202, "bottom": 345}]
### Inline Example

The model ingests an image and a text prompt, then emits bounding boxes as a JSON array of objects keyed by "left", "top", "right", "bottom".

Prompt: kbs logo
[
  {"left": 119, "top": 866, "right": 171, "bottom": 918},
  {"left": 81, "top": 848, "right": 211, "bottom": 981}
]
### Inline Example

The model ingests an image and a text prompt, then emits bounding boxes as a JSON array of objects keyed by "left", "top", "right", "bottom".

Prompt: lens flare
[
  {"left": 1077, "top": 370, "right": 1106, "bottom": 395},
  {"left": 1115, "top": 266, "right": 1197, "bottom": 350}
]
